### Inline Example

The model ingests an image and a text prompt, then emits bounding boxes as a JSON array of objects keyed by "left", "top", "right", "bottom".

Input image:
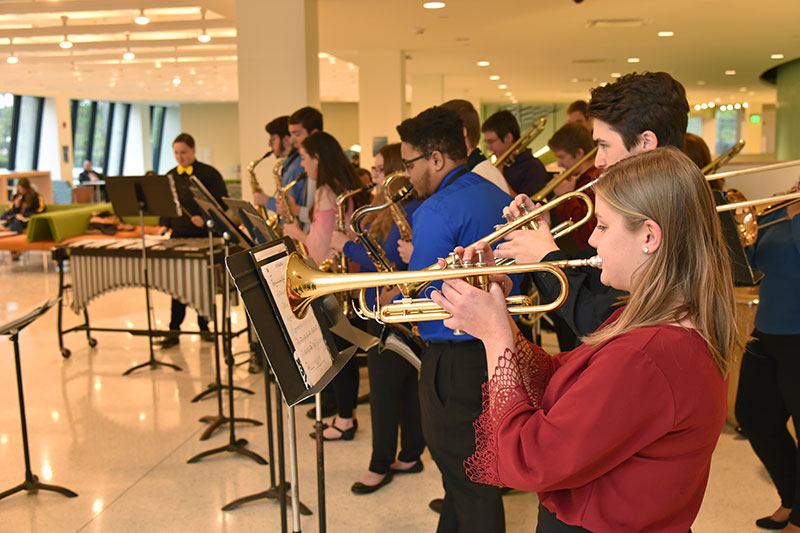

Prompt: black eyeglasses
[{"left": 402, "top": 153, "right": 430, "bottom": 171}]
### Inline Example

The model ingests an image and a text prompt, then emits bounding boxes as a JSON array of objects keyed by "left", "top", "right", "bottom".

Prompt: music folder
[{"left": 226, "top": 237, "right": 357, "bottom": 406}]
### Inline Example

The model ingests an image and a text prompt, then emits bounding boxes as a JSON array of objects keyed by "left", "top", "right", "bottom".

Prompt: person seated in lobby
[
  {"left": 1, "top": 177, "right": 45, "bottom": 260},
  {"left": 78, "top": 160, "right": 104, "bottom": 183}
]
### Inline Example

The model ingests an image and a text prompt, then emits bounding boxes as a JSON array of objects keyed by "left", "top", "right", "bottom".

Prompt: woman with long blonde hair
[{"left": 430, "top": 147, "right": 741, "bottom": 532}]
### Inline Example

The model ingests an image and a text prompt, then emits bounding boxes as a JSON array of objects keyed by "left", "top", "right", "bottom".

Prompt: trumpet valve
[
  {"left": 520, "top": 204, "right": 539, "bottom": 231},
  {"left": 474, "top": 250, "right": 489, "bottom": 291}
]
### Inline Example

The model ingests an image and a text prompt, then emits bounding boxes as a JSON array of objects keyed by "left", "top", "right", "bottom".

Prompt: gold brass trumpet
[
  {"left": 494, "top": 117, "right": 548, "bottom": 168},
  {"left": 286, "top": 250, "right": 602, "bottom": 323},
  {"left": 403, "top": 190, "right": 594, "bottom": 297}
]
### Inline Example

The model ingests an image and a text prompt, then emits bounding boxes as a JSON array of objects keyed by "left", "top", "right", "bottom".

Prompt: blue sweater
[
  {"left": 343, "top": 197, "right": 422, "bottom": 310},
  {"left": 746, "top": 207, "right": 800, "bottom": 335}
]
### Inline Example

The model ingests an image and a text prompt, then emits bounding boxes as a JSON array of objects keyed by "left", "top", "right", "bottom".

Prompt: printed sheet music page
[{"left": 254, "top": 244, "right": 332, "bottom": 387}]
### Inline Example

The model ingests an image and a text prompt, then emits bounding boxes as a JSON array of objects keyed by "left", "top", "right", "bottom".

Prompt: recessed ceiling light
[
  {"left": 570, "top": 78, "right": 579, "bottom": 83},
  {"left": 697, "top": 80, "right": 706, "bottom": 85},
  {"left": 657, "top": 31, "right": 674, "bottom": 37},
  {"left": 743, "top": 102, "right": 749, "bottom": 108},
  {"left": 627, "top": 57, "right": 640, "bottom": 63},
  {"left": 770, "top": 53, "right": 784, "bottom": 60},
  {"left": 708, "top": 101, "right": 715, "bottom": 108},
  {"left": 477, "top": 60, "right": 490, "bottom": 67},
  {"left": 611, "top": 72, "right": 621, "bottom": 78},
  {"left": 715, "top": 97, "right": 721, "bottom": 103},
  {"left": 134, "top": 9, "right": 150, "bottom": 25},
  {"left": 504, "top": 91, "right": 512, "bottom": 96},
  {"left": 694, "top": 104, "right": 701, "bottom": 111},
  {"left": 734, "top": 103, "right": 741, "bottom": 109},
  {"left": 489, "top": 75, "right": 500, "bottom": 80},
  {"left": 318, "top": 52, "right": 330, "bottom": 59},
  {"left": 701, "top": 103, "right": 708, "bottom": 109},
  {"left": 498, "top": 84, "right": 507, "bottom": 89},
  {"left": 725, "top": 70, "right": 736, "bottom": 75},
  {"left": 423, "top": 2, "right": 446, "bottom": 8}
]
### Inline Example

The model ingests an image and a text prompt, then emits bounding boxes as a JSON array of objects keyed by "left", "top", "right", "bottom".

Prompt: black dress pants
[
  {"left": 419, "top": 340, "right": 505, "bottom": 533},
  {"left": 367, "top": 323, "right": 424, "bottom": 474},
  {"left": 329, "top": 317, "right": 363, "bottom": 420},
  {"left": 169, "top": 298, "right": 209, "bottom": 332},
  {"left": 735, "top": 329, "right": 800, "bottom": 526}
]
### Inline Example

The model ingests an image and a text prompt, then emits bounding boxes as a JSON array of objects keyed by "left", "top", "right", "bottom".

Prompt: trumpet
[
  {"left": 246, "top": 150, "right": 272, "bottom": 221},
  {"left": 286, "top": 250, "right": 602, "bottom": 323},
  {"left": 404, "top": 190, "right": 594, "bottom": 297},
  {"left": 532, "top": 146, "right": 598, "bottom": 203},
  {"left": 494, "top": 117, "right": 548, "bottom": 168}
]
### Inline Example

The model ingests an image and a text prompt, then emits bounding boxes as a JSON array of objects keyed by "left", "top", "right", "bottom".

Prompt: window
[
  {"left": 72, "top": 99, "right": 93, "bottom": 172},
  {"left": 715, "top": 109, "right": 740, "bottom": 155},
  {"left": 150, "top": 105, "right": 166, "bottom": 172},
  {"left": 92, "top": 101, "right": 112, "bottom": 172},
  {"left": 0, "top": 93, "right": 16, "bottom": 170}
]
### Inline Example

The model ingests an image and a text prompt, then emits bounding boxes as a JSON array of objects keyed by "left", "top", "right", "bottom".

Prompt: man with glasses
[{"left": 397, "top": 106, "right": 517, "bottom": 533}]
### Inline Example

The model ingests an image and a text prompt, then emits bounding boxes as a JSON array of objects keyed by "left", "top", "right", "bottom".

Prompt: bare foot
[
  {"left": 390, "top": 459, "right": 417, "bottom": 471},
  {"left": 357, "top": 471, "right": 386, "bottom": 487},
  {"left": 322, "top": 416, "right": 354, "bottom": 439},
  {"left": 772, "top": 506, "right": 792, "bottom": 523}
]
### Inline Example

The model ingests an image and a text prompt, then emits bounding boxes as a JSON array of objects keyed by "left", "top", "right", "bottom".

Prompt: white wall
[
  {"left": 321, "top": 102, "right": 359, "bottom": 152},
  {"left": 180, "top": 102, "right": 240, "bottom": 180}
]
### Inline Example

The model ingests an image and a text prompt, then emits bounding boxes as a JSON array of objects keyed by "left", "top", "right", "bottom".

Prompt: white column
[
  {"left": 54, "top": 94, "right": 73, "bottom": 182},
  {"left": 411, "top": 74, "right": 443, "bottom": 117},
  {"left": 236, "top": 0, "right": 320, "bottom": 199},
  {"left": 357, "top": 50, "right": 406, "bottom": 170}
]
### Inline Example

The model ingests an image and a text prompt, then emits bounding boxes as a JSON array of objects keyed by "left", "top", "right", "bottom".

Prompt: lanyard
[{"left": 442, "top": 166, "right": 469, "bottom": 190}]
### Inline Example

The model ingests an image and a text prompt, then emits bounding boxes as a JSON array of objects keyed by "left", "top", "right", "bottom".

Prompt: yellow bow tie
[{"left": 177, "top": 165, "right": 194, "bottom": 175}]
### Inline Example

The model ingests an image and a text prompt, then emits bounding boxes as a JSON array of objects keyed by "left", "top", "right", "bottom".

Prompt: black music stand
[
  {"left": 106, "top": 175, "right": 183, "bottom": 375},
  {"left": 186, "top": 186, "right": 264, "bottom": 464},
  {"left": 0, "top": 298, "right": 78, "bottom": 502}
]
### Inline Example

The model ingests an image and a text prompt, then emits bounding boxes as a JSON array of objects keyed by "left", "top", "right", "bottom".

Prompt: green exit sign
[{"left": 750, "top": 114, "right": 762, "bottom": 124}]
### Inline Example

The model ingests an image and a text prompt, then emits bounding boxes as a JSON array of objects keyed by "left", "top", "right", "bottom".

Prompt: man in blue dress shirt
[{"left": 398, "top": 106, "right": 516, "bottom": 533}]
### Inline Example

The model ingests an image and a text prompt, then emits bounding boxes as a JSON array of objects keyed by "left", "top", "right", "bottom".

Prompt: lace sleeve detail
[{"left": 465, "top": 331, "right": 554, "bottom": 487}]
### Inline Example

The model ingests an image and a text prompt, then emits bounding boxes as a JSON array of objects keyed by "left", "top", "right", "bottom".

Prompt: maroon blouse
[{"left": 466, "top": 308, "right": 727, "bottom": 532}]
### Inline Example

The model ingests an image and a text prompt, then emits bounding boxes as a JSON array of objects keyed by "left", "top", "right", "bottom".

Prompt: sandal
[{"left": 309, "top": 418, "right": 357, "bottom": 441}]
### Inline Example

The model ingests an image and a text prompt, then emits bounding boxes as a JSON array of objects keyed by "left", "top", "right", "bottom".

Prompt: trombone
[
  {"left": 532, "top": 146, "right": 598, "bottom": 202},
  {"left": 702, "top": 139, "right": 745, "bottom": 175},
  {"left": 494, "top": 117, "right": 548, "bottom": 168},
  {"left": 286, "top": 249, "right": 602, "bottom": 323}
]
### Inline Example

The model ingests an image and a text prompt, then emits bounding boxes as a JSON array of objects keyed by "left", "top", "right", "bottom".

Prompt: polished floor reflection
[{"left": 0, "top": 251, "right": 782, "bottom": 532}]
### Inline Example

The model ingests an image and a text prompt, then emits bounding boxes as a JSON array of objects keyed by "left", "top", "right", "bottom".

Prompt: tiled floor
[{"left": 0, "top": 250, "right": 786, "bottom": 532}]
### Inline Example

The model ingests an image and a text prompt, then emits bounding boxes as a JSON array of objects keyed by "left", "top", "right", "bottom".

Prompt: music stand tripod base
[{"left": 0, "top": 300, "right": 78, "bottom": 502}]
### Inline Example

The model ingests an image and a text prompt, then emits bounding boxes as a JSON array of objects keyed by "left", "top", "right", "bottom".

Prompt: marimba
[{"left": 53, "top": 238, "right": 232, "bottom": 358}]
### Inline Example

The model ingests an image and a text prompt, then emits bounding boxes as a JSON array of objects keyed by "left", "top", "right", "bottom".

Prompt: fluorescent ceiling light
[
  {"left": 657, "top": 31, "right": 674, "bottom": 37},
  {"left": 725, "top": 70, "right": 736, "bottom": 75},
  {"left": 477, "top": 60, "right": 489, "bottom": 67},
  {"left": 770, "top": 53, "right": 784, "bottom": 60},
  {"left": 423, "top": 2, "right": 446, "bottom": 8},
  {"left": 489, "top": 75, "right": 500, "bottom": 80},
  {"left": 627, "top": 57, "right": 640, "bottom": 63}
]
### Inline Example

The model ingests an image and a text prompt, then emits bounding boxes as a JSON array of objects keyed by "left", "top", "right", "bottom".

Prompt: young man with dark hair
[
  {"left": 566, "top": 100, "right": 591, "bottom": 131},
  {"left": 397, "top": 106, "right": 516, "bottom": 533},
  {"left": 253, "top": 116, "right": 300, "bottom": 214},
  {"left": 273, "top": 106, "right": 324, "bottom": 228},
  {"left": 495, "top": 71, "right": 690, "bottom": 338},
  {"left": 546, "top": 122, "right": 601, "bottom": 249},
  {"left": 481, "top": 109, "right": 550, "bottom": 197},
  {"left": 440, "top": 99, "right": 511, "bottom": 194}
]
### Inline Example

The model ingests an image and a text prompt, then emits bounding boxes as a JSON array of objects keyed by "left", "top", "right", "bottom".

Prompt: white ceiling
[{"left": 0, "top": 0, "right": 796, "bottom": 108}]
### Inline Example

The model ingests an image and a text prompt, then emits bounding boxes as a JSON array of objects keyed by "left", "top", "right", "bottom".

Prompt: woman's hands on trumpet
[
  {"left": 430, "top": 242, "right": 516, "bottom": 375},
  {"left": 494, "top": 194, "right": 560, "bottom": 264}
]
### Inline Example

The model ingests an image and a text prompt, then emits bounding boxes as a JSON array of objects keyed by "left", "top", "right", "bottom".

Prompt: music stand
[
  {"left": 106, "top": 175, "right": 183, "bottom": 375},
  {"left": 186, "top": 183, "right": 265, "bottom": 464},
  {"left": 223, "top": 197, "right": 279, "bottom": 245},
  {"left": 0, "top": 298, "right": 78, "bottom": 502}
]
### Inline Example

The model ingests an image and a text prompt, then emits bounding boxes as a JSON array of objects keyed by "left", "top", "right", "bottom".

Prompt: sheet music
[{"left": 254, "top": 244, "right": 332, "bottom": 387}]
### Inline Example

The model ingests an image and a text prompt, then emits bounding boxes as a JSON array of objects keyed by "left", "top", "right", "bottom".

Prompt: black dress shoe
[
  {"left": 309, "top": 419, "right": 357, "bottom": 441},
  {"left": 429, "top": 498, "right": 443, "bottom": 514},
  {"left": 755, "top": 516, "right": 790, "bottom": 530},
  {"left": 199, "top": 330, "right": 214, "bottom": 343},
  {"left": 351, "top": 472, "right": 394, "bottom": 494},
  {"left": 391, "top": 460, "right": 424, "bottom": 474},
  {"left": 157, "top": 335, "right": 180, "bottom": 348}
]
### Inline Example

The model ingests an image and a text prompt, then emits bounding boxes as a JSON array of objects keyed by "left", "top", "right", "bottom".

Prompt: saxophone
[
  {"left": 383, "top": 172, "right": 414, "bottom": 243},
  {"left": 246, "top": 150, "right": 272, "bottom": 221}
]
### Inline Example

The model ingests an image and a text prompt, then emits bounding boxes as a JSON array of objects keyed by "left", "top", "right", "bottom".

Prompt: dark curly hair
[
  {"left": 396, "top": 106, "right": 467, "bottom": 161},
  {"left": 588, "top": 72, "right": 688, "bottom": 151}
]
